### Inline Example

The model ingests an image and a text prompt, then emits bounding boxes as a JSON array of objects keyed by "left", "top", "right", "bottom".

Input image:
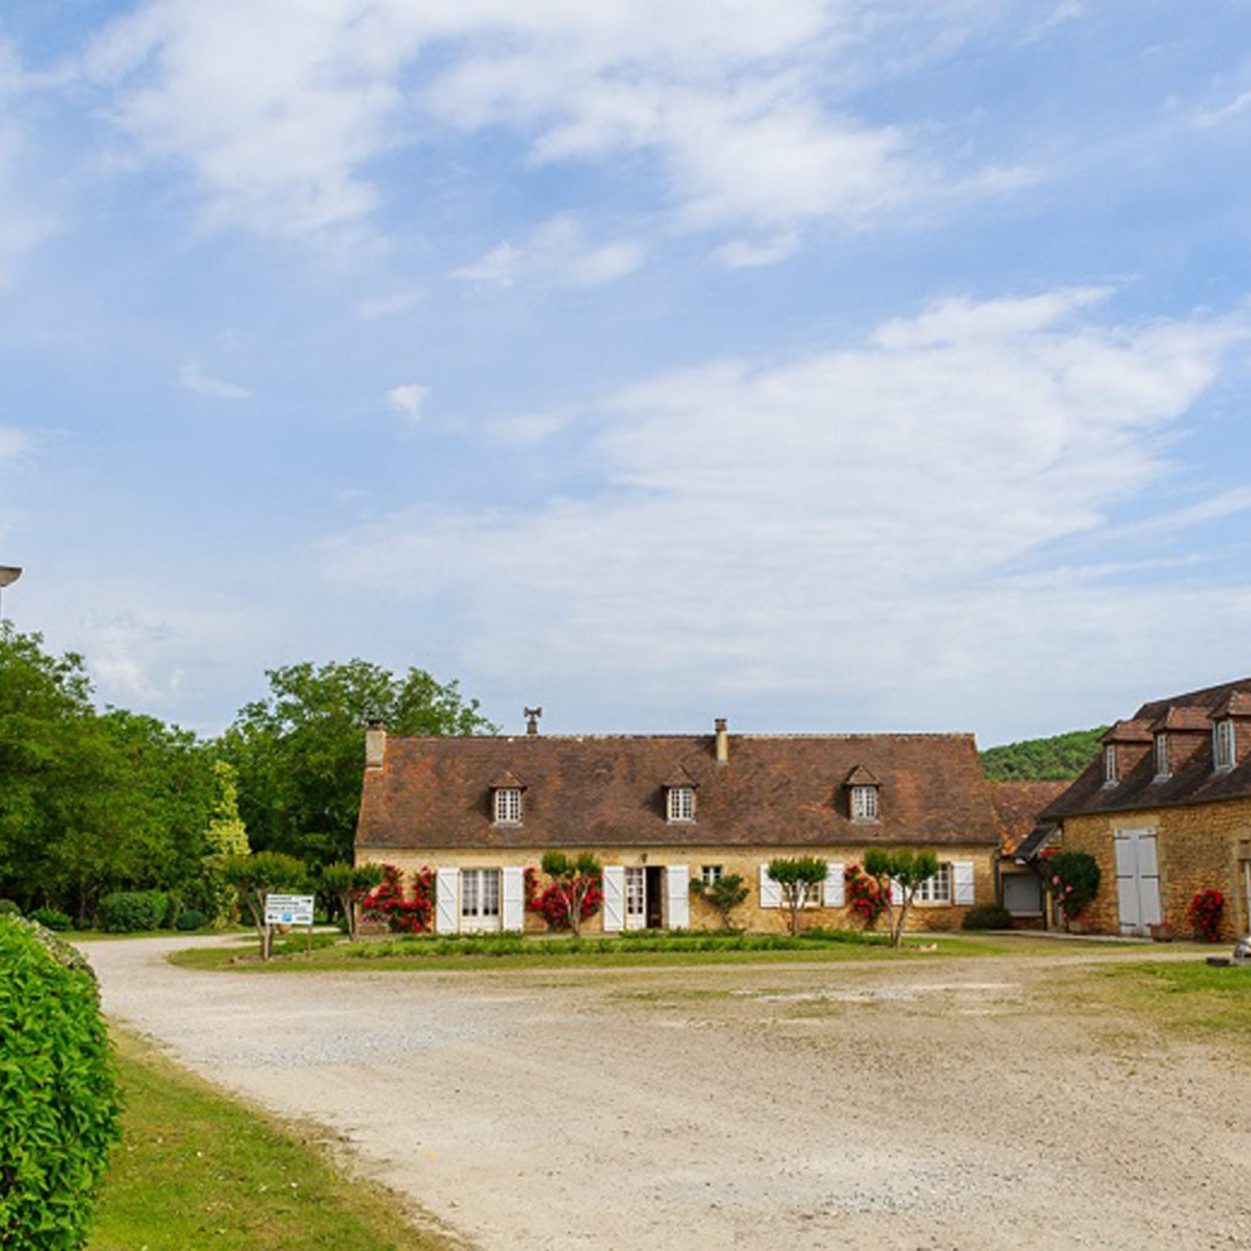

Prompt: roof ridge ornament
[{"left": 524, "top": 706, "right": 543, "bottom": 736}]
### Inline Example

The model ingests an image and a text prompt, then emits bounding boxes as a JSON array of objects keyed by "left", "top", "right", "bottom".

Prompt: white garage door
[{"left": 1114, "top": 829, "right": 1162, "bottom": 936}]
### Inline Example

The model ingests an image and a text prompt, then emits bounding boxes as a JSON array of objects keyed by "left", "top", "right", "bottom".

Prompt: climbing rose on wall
[
  {"left": 360, "top": 864, "right": 434, "bottom": 933},
  {"left": 1187, "top": 889, "right": 1224, "bottom": 943}
]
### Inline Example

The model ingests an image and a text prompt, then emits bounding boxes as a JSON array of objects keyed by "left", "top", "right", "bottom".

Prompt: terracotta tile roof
[
  {"left": 1100, "top": 719, "right": 1153, "bottom": 744},
  {"left": 843, "top": 764, "right": 882, "bottom": 787},
  {"left": 357, "top": 732, "right": 1001, "bottom": 852},
  {"left": 1043, "top": 676, "right": 1251, "bottom": 820},
  {"left": 988, "top": 781, "right": 1069, "bottom": 855}
]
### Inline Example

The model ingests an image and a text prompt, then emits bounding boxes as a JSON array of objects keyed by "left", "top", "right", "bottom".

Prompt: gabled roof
[
  {"left": 1152, "top": 706, "right": 1211, "bottom": 732},
  {"left": 988, "top": 780, "right": 1069, "bottom": 855},
  {"left": 357, "top": 732, "right": 1001, "bottom": 851},
  {"left": 843, "top": 764, "right": 881, "bottom": 787},
  {"left": 662, "top": 764, "right": 699, "bottom": 788},
  {"left": 1044, "top": 676, "right": 1251, "bottom": 820},
  {"left": 488, "top": 769, "right": 525, "bottom": 790}
]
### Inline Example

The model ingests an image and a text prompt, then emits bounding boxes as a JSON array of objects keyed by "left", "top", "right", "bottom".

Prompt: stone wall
[
  {"left": 1058, "top": 800, "right": 1251, "bottom": 940},
  {"left": 355, "top": 842, "right": 997, "bottom": 935}
]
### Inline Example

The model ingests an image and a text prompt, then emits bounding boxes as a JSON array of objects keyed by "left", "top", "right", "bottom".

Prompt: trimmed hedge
[
  {"left": 0, "top": 916, "right": 121, "bottom": 1249},
  {"left": 961, "top": 903, "right": 1013, "bottom": 931},
  {"left": 97, "top": 890, "right": 168, "bottom": 934},
  {"left": 0, "top": 899, "right": 20, "bottom": 917},
  {"left": 30, "top": 907, "right": 71, "bottom": 932},
  {"left": 174, "top": 909, "right": 207, "bottom": 932}
]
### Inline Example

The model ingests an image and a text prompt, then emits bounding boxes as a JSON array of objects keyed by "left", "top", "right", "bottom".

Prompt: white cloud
[
  {"left": 485, "top": 412, "right": 571, "bottom": 445},
  {"left": 385, "top": 383, "right": 429, "bottom": 425},
  {"left": 454, "top": 215, "right": 644, "bottom": 289},
  {"left": 178, "top": 362, "right": 251, "bottom": 401},
  {"left": 713, "top": 234, "right": 801, "bottom": 269},
  {"left": 355, "top": 289, "right": 423, "bottom": 321},
  {"left": 82, "top": 1, "right": 1020, "bottom": 246},
  {"left": 0, "top": 427, "right": 29, "bottom": 462},
  {"left": 1194, "top": 87, "right": 1251, "bottom": 130},
  {"left": 320, "top": 291, "right": 1248, "bottom": 724}
]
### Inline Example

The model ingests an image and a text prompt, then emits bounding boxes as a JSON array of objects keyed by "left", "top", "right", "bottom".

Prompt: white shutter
[
  {"left": 602, "top": 865, "right": 625, "bottom": 932},
  {"left": 759, "top": 865, "right": 782, "bottom": 909},
  {"left": 665, "top": 865, "right": 690, "bottom": 930},
  {"left": 1137, "top": 833, "right": 1162, "bottom": 926},
  {"left": 953, "top": 861, "right": 975, "bottom": 906},
  {"left": 435, "top": 867, "right": 459, "bottom": 934},
  {"left": 824, "top": 862, "right": 845, "bottom": 907},
  {"left": 890, "top": 878, "right": 903, "bottom": 906},
  {"left": 502, "top": 866, "right": 525, "bottom": 931},
  {"left": 1114, "top": 832, "right": 1139, "bottom": 932}
]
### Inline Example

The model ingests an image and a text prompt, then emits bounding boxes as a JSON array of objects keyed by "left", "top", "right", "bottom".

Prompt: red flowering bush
[
  {"left": 844, "top": 862, "right": 888, "bottom": 929},
  {"left": 525, "top": 856, "right": 603, "bottom": 934},
  {"left": 360, "top": 864, "right": 434, "bottom": 933},
  {"left": 1187, "top": 888, "right": 1225, "bottom": 943}
]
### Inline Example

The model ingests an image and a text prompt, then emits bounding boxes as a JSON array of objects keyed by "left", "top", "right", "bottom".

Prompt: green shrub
[
  {"left": 961, "top": 903, "right": 1012, "bottom": 930},
  {"left": 0, "top": 899, "right": 20, "bottom": 917},
  {"left": 174, "top": 909, "right": 207, "bottom": 932},
  {"left": 30, "top": 907, "right": 71, "bottom": 932},
  {"left": 0, "top": 916, "right": 122, "bottom": 1248},
  {"left": 97, "top": 890, "right": 168, "bottom": 933}
]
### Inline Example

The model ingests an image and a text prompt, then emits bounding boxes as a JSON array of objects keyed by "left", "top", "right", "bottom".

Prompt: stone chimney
[
  {"left": 365, "top": 720, "right": 387, "bottom": 770},
  {"left": 715, "top": 717, "right": 729, "bottom": 765}
]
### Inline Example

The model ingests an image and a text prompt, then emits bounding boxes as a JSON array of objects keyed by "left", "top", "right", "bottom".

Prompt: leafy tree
[
  {"left": 981, "top": 728, "right": 1109, "bottom": 781},
  {"left": 538, "top": 852, "right": 602, "bottom": 937},
  {"left": 862, "top": 848, "right": 940, "bottom": 948},
  {"left": 766, "top": 857, "right": 828, "bottom": 936},
  {"left": 218, "top": 659, "right": 494, "bottom": 869},
  {"left": 220, "top": 852, "right": 307, "bottom": 961},
  {"left": 319, "top": 862, "right": 385, "bottom": 941},
  {"left": 690, "top": 872, "right": 749, "bottom": 929},
  {"left": 200, "top": 762, "right": 251, "bottom": 927}
]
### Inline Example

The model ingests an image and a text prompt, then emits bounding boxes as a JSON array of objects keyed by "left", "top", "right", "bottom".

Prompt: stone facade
[
  {"left": 356, "top": 842, "right": 998, "bottom": 935},
  {"left": 1055, "top": 800, "right": 1251, "bottom": 941}
]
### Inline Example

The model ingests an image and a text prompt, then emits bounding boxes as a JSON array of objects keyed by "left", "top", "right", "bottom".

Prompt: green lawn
[
  {"left": 1100, "top": 960, "right": 1251, "bottom": 1039},
  {"left": 167, "top": 928, "right": 1122, "bottom": 973},
  {"left": 88, "top": 1031, "right": 452, "bottom": 1251}
]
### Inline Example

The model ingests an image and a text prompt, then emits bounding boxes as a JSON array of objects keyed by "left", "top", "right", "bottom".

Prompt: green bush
[
  {"left": 0, "top": 899, "right": 20, "bottom": 917},
  {"left": 174, "top": 909, "right": 207, "bottom": 932},
  {"left": 30, "top": 907, "right": 71, "bottom": 932},
  {"left": 0, "top": 916, "right": 121, "bottom": 1248},
  {"left": 97, "top": 890, "right": 168, "bottom": 933},
  {"left": 961, "top": 903, "right": 1013, "bottom": 930}
]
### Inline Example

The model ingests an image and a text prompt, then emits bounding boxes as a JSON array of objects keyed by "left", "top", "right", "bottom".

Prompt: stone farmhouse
[
  {"left": 354, "top": 718, "right": 1001, "bottom": 935},
  {"left": 1040, "top": 677, "right": 1251, "bottom": 940}
]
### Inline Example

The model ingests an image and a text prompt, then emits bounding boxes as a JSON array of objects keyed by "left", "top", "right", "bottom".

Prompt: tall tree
[{"left": 218, "top": 659, "right": 494, "bottom": 868}]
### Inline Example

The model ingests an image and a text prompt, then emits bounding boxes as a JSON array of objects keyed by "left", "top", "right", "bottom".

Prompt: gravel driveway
[{"left": 83, "top": 937, "right": 1251, "bottom": 1251}]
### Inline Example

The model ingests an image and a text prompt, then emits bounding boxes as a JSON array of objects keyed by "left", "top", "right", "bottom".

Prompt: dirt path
[{"left": 84, "top": 937, "right": 1251, "bottom": 1251}]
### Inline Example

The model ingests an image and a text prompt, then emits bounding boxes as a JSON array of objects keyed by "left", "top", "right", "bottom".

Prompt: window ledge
[
  {"left": 666, "top": 818, "right": 697, "bottom": 825},
  {"left": 850, "top": 816, "right": 881, "bottom": 825},
  {"left": 492, "top": 820, "right": 524, "bottom": 828}
]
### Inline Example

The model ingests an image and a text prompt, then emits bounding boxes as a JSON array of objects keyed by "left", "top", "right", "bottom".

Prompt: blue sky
[{"left": 2, "top": 0, "right": 1250, "bottom": 744}]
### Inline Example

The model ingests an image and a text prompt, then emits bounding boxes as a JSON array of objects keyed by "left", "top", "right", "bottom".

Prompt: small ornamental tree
[
  {"left": 219, "top": 851, "right": 306, "bottom": 960},
  {"left": 535, "top": 852, "right": 603, "bottom": 936},
  {"left": 1187, "top": 889, "right": 1225, "bottom": 943},
  {"left": 202, "top": 761, "right": 251, "bottom": 927},
  {"left": 690, "top": 872, "right": 750, "bottom": 930},
  {"left": 1042, "top": 850, "right": 1101, "bottom": 929},
  {"left": 844, "top": 862, "right": 889, "bottom": 929},
  {"left": 319, "top": 862, "right": 386, "bottom": 941},
  {"left": 862, "top": 848, "right": 940, "bottom": 948},
  {"left": 0, "top": 916, "right": 121, "bottom": 1250},
  {"left": 767, "top": 857, "right": 828, "bottom": 937},
  {"left": 360, "top": 864, "right": 434, "bottom": 933}
]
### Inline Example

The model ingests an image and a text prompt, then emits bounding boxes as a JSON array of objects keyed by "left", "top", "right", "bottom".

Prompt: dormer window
[
  {"left": 1213, "top": 718, "right": 1236, "bottom": 772},
  {"left": 851, "top": 785, "right": 879, "bottom": 821},
  {"left": 493, "top": 787, "right": 523, "bottom": 824},
  {"left": 1103, "top": 744, "right": 1118, "bottom": 787},
  {"left": 1153, "top": 733, "right": 1170, "bottom": 781},
  {"left": 667, "top": 785, "right": 696, "bottom": 823}
]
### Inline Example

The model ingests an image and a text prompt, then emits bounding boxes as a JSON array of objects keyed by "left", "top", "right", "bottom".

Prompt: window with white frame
[
  {"left": 914, "top": 864, "right": 952, "bottom": 904},
  {"left": 1103, "top": 744, "right": 1118, "bottom": 786},
  {"left": 1153, "top": 733, "right": 1169, "bottom": 780},
  {"left": 700, "top": 864, "right": 723, "bottom": 887},
  {"left": 460, "top": 868, "right": 501, "bottom": 920},
  {"left": 1214, "top": 719, "right": 1236, "bottom": 772},
  {"left": 851, "top": 785, "right": 879, "bottom": 821},
  {"left": 493, "top": 787, "right": 523, "bottom": 824},
  {"left": 667, "top": 785, "right": 696, "bottom": 822}
]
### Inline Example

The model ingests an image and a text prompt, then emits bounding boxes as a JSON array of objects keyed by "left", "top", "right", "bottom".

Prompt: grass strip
[
  {"left": 1099, "top": 960, "right": 1251, "bottom": 1039},
  {"left": 88, "top": 1030, "right": 454, "bottom": 1251}
]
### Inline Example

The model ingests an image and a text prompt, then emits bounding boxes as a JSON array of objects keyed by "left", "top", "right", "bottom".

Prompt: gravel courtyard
[{"left": 85, "top": 937, "right": 1251, "bottom": 1251}]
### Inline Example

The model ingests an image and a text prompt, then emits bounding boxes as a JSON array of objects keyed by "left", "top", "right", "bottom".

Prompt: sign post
[{"left": 264, "top": 892, "right": 316, "bottom": 958}]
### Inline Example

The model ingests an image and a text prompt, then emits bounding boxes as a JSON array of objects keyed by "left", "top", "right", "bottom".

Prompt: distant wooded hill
[{"left": 981, "top": 727, "right": 1108, "bottom": 781}]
